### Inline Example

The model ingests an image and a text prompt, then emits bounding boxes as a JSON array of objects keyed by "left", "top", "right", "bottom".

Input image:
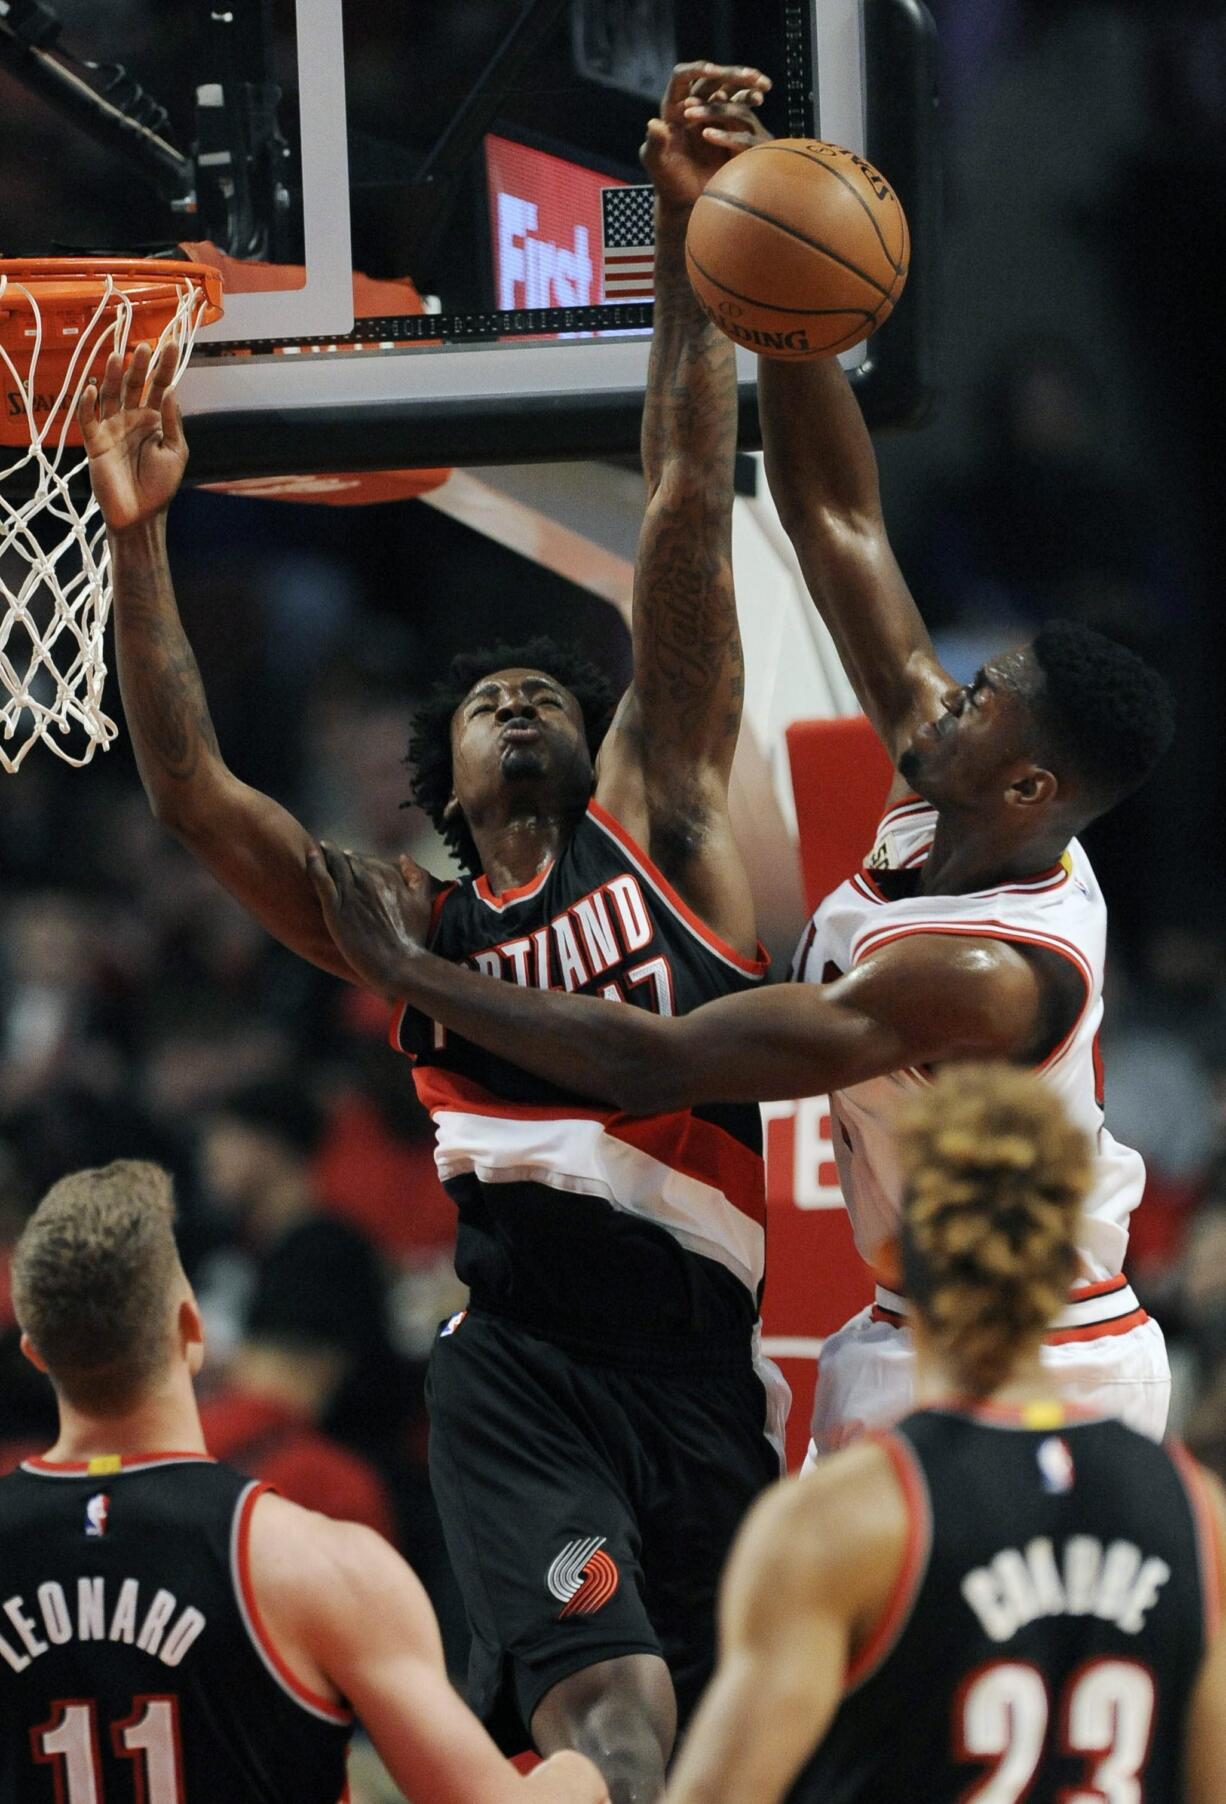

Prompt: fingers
[
  {"left": 662, "top": 61, "right": 770, "bottom": 119},
  {"left": 144, "top": 339, "right": 179, "bottom": 416},
  {"left": 120, "top": 341, "right": 153, "bottom": 412},
  {"left": 98, "top": 351, "right": 125, "bottom": 422},
  {"left": 306, "top": 845, "right": 340, "bottom": 911},
  {"left": 161, "top": 385, "right": 187, "bottom": 457}
]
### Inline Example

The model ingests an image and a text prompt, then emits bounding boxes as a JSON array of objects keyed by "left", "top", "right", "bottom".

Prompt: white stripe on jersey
[{"left": 431, "top": 1109, "right": 765, "bottom": 1296}]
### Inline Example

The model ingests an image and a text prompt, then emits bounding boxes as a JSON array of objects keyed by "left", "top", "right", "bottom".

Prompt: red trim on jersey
[
  {"left": 878, "top": 793, "right": 927, "bottom": 824},
  {"left": 235, "top": 1483, "right": 353, "bottom": 1725},
  {"left": 871, "top": 1290, "right": 1147, "bottom": 1346},
  {"left": 388, "top": 998, "right": 410, "bottom": 1057},
  {"left": 1042, "top": 1306, "right": 1149, "bottom": 1346},
  {"left": 1167, "top": 1440, "right": 1223, "bottom": 1647},
  {"left": 869, "top": 1303, "right": 906, "bottom": 1329},
  {"left": 475, "top": 864, "right": 554, "bottom": 910},
  {"left": 1067, "top": 1274, "right": 1129, "bottom": 1303},
  {"left": 21, "top": 1451, "right": 214, "bottom": 1475},
  {"left": 586, "top": 799, "right": 769, "bottom": 977},
  {"left": 844, "top": 1431, "right": 931, "bottom": 1692},
  {"left": 428, "top": 880, "right": 458, "bottom": 942},
  {"left": 414, "top": 1068, "right": 766, "bottom": 1227}
]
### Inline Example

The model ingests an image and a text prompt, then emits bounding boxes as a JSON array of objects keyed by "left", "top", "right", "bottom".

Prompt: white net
[{"left": 0, "top": 271, "right": 209, "bottom": 773}]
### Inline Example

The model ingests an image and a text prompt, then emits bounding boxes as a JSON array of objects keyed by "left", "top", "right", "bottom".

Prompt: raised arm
[
  {"left": 596, "top": 63, "right": 769, "bottom": 954},
  {"left": 308, "top": 846, "right": 1043, "bottom": 1111},
  {"left": 250, "top": 1496, "right": 609, "bottom": 1804},
  {"left": 757, "top": 352, "right": 950, "bottom": 766},
  {"left": 79, "top": 344, "right": 437, "bottom": 982}
]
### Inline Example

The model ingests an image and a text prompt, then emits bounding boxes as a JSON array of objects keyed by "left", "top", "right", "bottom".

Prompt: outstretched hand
[
  {"left": 307, "top": 842, "right": 428, "bottom": 999},
  {"left": 681, "top": 77, "right": 776, "bottom": 159},
  {"left": 641, "top": 61, "right": 771, "bottom": 209},
  {"left": 78, "top": 340, "right": 188, "bottom": 532}
]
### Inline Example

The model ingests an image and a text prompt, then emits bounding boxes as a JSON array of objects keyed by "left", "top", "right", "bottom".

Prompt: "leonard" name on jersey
[
  {"left": 962, "top": 1535, "right": 1170, "bottom": 1643},
  {"left": 1, "top": 1577, "right": 205, "bottom": 1673}
]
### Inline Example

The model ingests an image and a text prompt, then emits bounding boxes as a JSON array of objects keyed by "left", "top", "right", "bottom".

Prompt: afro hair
[
  {"left": 407, "top": 637, "right": 619, "bottom": 875},
  {"left": 1031, "top": 620, "right": 1174, "bottom": 816}
]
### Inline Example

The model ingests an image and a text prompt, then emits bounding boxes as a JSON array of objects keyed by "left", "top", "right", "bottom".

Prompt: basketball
[{"left": 685, "top": 139, "right": 910, "bottom": 360}]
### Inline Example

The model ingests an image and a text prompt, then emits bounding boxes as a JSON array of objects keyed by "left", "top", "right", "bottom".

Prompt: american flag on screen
[{"left": 601, "top": 185, "right": 655, "bottom": 299}]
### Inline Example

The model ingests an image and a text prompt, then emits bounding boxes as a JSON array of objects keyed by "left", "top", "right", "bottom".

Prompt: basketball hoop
[{"left": 0, "top": 258, "right": 223, "bottom": 772}]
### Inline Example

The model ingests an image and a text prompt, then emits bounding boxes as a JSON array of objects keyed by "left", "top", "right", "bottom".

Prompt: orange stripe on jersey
[
  {"left": 1168, "top": 1440, "right": 1224, "bottom": 1646},
  {"left": 586, "top": 799, "right": 769, "bottom": 978},
  {"left": 845, "top": 1431, "right": 932, "bottom": 1693},
  {"left": 235, "top": 1483, "right": 353, "bottom": 1725},
  {"left": 1042, "top": 1306, "right": 1149, "bottom": 1345}
]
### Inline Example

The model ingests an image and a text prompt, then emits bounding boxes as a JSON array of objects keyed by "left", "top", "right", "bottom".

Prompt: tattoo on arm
[
  {"left": 633, "top": 204, "right": 743, "bottom": 760},
  {"left": 111, "top": 528, "right": 223, "bottom": 790}
]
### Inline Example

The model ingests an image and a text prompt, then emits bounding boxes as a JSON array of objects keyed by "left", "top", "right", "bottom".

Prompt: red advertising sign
[{"left": 484, "top": 134, "right": 627, "bottom": 312}]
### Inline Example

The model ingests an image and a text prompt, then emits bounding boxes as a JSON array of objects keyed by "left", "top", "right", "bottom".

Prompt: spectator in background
[
  {"left": 200, "top": 1250, "right": 398, "bottom": 1543},
  {"left": 194, "top": 1077, "right": 386, "bottom": 1369}
]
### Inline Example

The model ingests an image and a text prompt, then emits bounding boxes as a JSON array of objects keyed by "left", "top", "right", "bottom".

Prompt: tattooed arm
[
  {"left": 81, "top": 344, "right": 438, "bottom": 981},
  {"left": 595, "top": 64, "right": 769, "bottom": 957}
]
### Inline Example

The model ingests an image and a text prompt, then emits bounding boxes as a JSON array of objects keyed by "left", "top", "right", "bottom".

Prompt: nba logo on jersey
[
  {"left": 1037, "top": 1437, "right": 1075, "bottom": 1495},
  {"left": 84, "top": 1492, "right": 110, "bottom": 1537}
]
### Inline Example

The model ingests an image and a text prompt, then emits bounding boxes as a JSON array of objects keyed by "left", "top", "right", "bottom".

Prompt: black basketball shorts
[{"left": 426, "top": 1307, "right": 782, "bottom": 1753}]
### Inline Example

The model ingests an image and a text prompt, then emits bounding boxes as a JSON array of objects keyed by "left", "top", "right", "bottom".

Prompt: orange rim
[{"left": 0, "top": 257, "right": 224, "bottom": 345}]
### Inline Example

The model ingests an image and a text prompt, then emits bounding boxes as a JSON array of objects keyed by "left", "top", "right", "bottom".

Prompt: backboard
[{"left": 0, "top": 0, "right": 938, "bottom": 482}]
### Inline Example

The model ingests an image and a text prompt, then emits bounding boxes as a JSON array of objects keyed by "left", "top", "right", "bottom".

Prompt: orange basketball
[{"left": 685, "top": 139, "right": 909, "bottom": 360}]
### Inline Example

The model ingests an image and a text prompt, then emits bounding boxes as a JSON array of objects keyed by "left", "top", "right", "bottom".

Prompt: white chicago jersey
[{"left": 792, "top": 794, "right": 1145, "bottom": 1283}]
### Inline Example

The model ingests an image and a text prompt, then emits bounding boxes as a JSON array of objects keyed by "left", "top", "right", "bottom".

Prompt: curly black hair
[
  {"left": 1031, "top": 619, "right": 1175, "bottom": 816},
  {"left": 407, "top": 637, "right": 619, "bottom": 875}
]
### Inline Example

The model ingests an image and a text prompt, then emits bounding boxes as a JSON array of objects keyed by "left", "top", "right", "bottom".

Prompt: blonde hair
[
  {"left": 897, "top": 1066, "right": 1091, "bottom": 1397},
  {"left": 11, "top": 1161, "right": 182, "bottom": 1412}
]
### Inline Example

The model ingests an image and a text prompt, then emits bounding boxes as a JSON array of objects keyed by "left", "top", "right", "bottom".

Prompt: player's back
[
  {"left": 0, "top": 1453, "right": 351, "bottom": 1804},
  {"left": 791, "top": 1406, "right": 1218, "bottom": 1804}
]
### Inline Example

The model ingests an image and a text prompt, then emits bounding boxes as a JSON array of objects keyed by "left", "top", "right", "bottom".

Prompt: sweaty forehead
[{"left": 994, "top": 645, "right": 1039, "bottom": 693}]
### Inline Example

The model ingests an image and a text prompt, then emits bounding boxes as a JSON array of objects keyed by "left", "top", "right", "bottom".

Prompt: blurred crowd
[{"left": 2, "top": 0, "right": 1225, "bottom": 1756}]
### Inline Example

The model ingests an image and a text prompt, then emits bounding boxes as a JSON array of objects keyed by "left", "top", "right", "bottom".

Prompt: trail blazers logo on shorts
[{"left": 546, "top": 1537, "right": 620, "bottom": 1618}]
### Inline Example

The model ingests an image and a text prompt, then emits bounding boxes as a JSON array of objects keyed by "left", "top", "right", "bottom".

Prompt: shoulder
[
  {"left": 729, "top": 1439, "right": 910, "bottom": 1635},
  {"left": 248, "top": 1489, "right": 399, "bottom": 1596},
  {"left": 838, "top": 932, "right": 1043, "bottom": 1057}
]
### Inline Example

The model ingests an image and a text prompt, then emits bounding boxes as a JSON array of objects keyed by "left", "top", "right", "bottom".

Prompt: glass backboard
[{"left": 0, "top": 0, "right": 938, "bottom": 479}]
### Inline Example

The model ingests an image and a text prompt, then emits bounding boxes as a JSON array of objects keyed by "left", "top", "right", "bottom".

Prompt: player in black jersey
[
  {"left": 1, "top": 1159, "right": 607, "bottom": 1804},
  {"left": 82, "top": 60, "right": 780, "bottom": 1804},
  {"left": 657, "top": 1066, "right": 1226, "bottom": 1804}
]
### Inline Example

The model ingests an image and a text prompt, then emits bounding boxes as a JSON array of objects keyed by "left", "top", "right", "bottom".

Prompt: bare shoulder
[
  {"left": 729, "top": 1440, "right": 910, "bottom": 1634},
  {"left": 836, "top": 933, "right": 1043, "bottom": 1058},
  {"left": 248, "top": 1491, "right": 433, "bottom": 1656}
]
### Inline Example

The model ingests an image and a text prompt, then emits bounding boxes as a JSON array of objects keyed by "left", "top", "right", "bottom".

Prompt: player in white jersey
[
  {"left": 301, "top": 98, "right": 1176, "bottom": 1456},
  {"left": 791, "top": 784, "right": 1170, "bottom": 1457}
]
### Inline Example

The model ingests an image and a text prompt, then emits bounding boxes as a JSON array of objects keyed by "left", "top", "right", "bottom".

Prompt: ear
[
  {"left": 1007, "top": 765, "right": 1057, "bottom": 808},
  {"left": 441, "top": 790, "right": 461, "bottom": 824},
  {"left": 178, "top": 1293, "right": 206, "bottom": 1377},
  {"left": 19, "top": 1332, "right": 49, "bottom": 1376}
]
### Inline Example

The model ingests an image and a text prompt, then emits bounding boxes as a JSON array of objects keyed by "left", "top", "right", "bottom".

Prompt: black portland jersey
[
  {"left": 0, "top": 1454, "right": 350, "bottom": 1804},
  {"left": 393, "top": 799, "right": 769, "bottom": 1363},
  {"left": 791, "top": 1407, "right": 1219, "bottom": 1804}
]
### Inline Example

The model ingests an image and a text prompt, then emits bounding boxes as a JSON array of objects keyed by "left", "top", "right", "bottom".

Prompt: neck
[
  {"left": 472, "top": 799, "right": 587, "bottom": 895},
  {"left": 44, "top": 1371, "right": 207, "bottom": 1465},
  {"left": 921, "top": 810, "right": 1069, "bottom": 895},
  {"left": 913, "top": 1340, "right": 1055, "bottom": 1412}
]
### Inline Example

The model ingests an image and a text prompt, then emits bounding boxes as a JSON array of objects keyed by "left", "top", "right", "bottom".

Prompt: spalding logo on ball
[{"left": 685, "top": 139, "right": 910, "bottom": 360}]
